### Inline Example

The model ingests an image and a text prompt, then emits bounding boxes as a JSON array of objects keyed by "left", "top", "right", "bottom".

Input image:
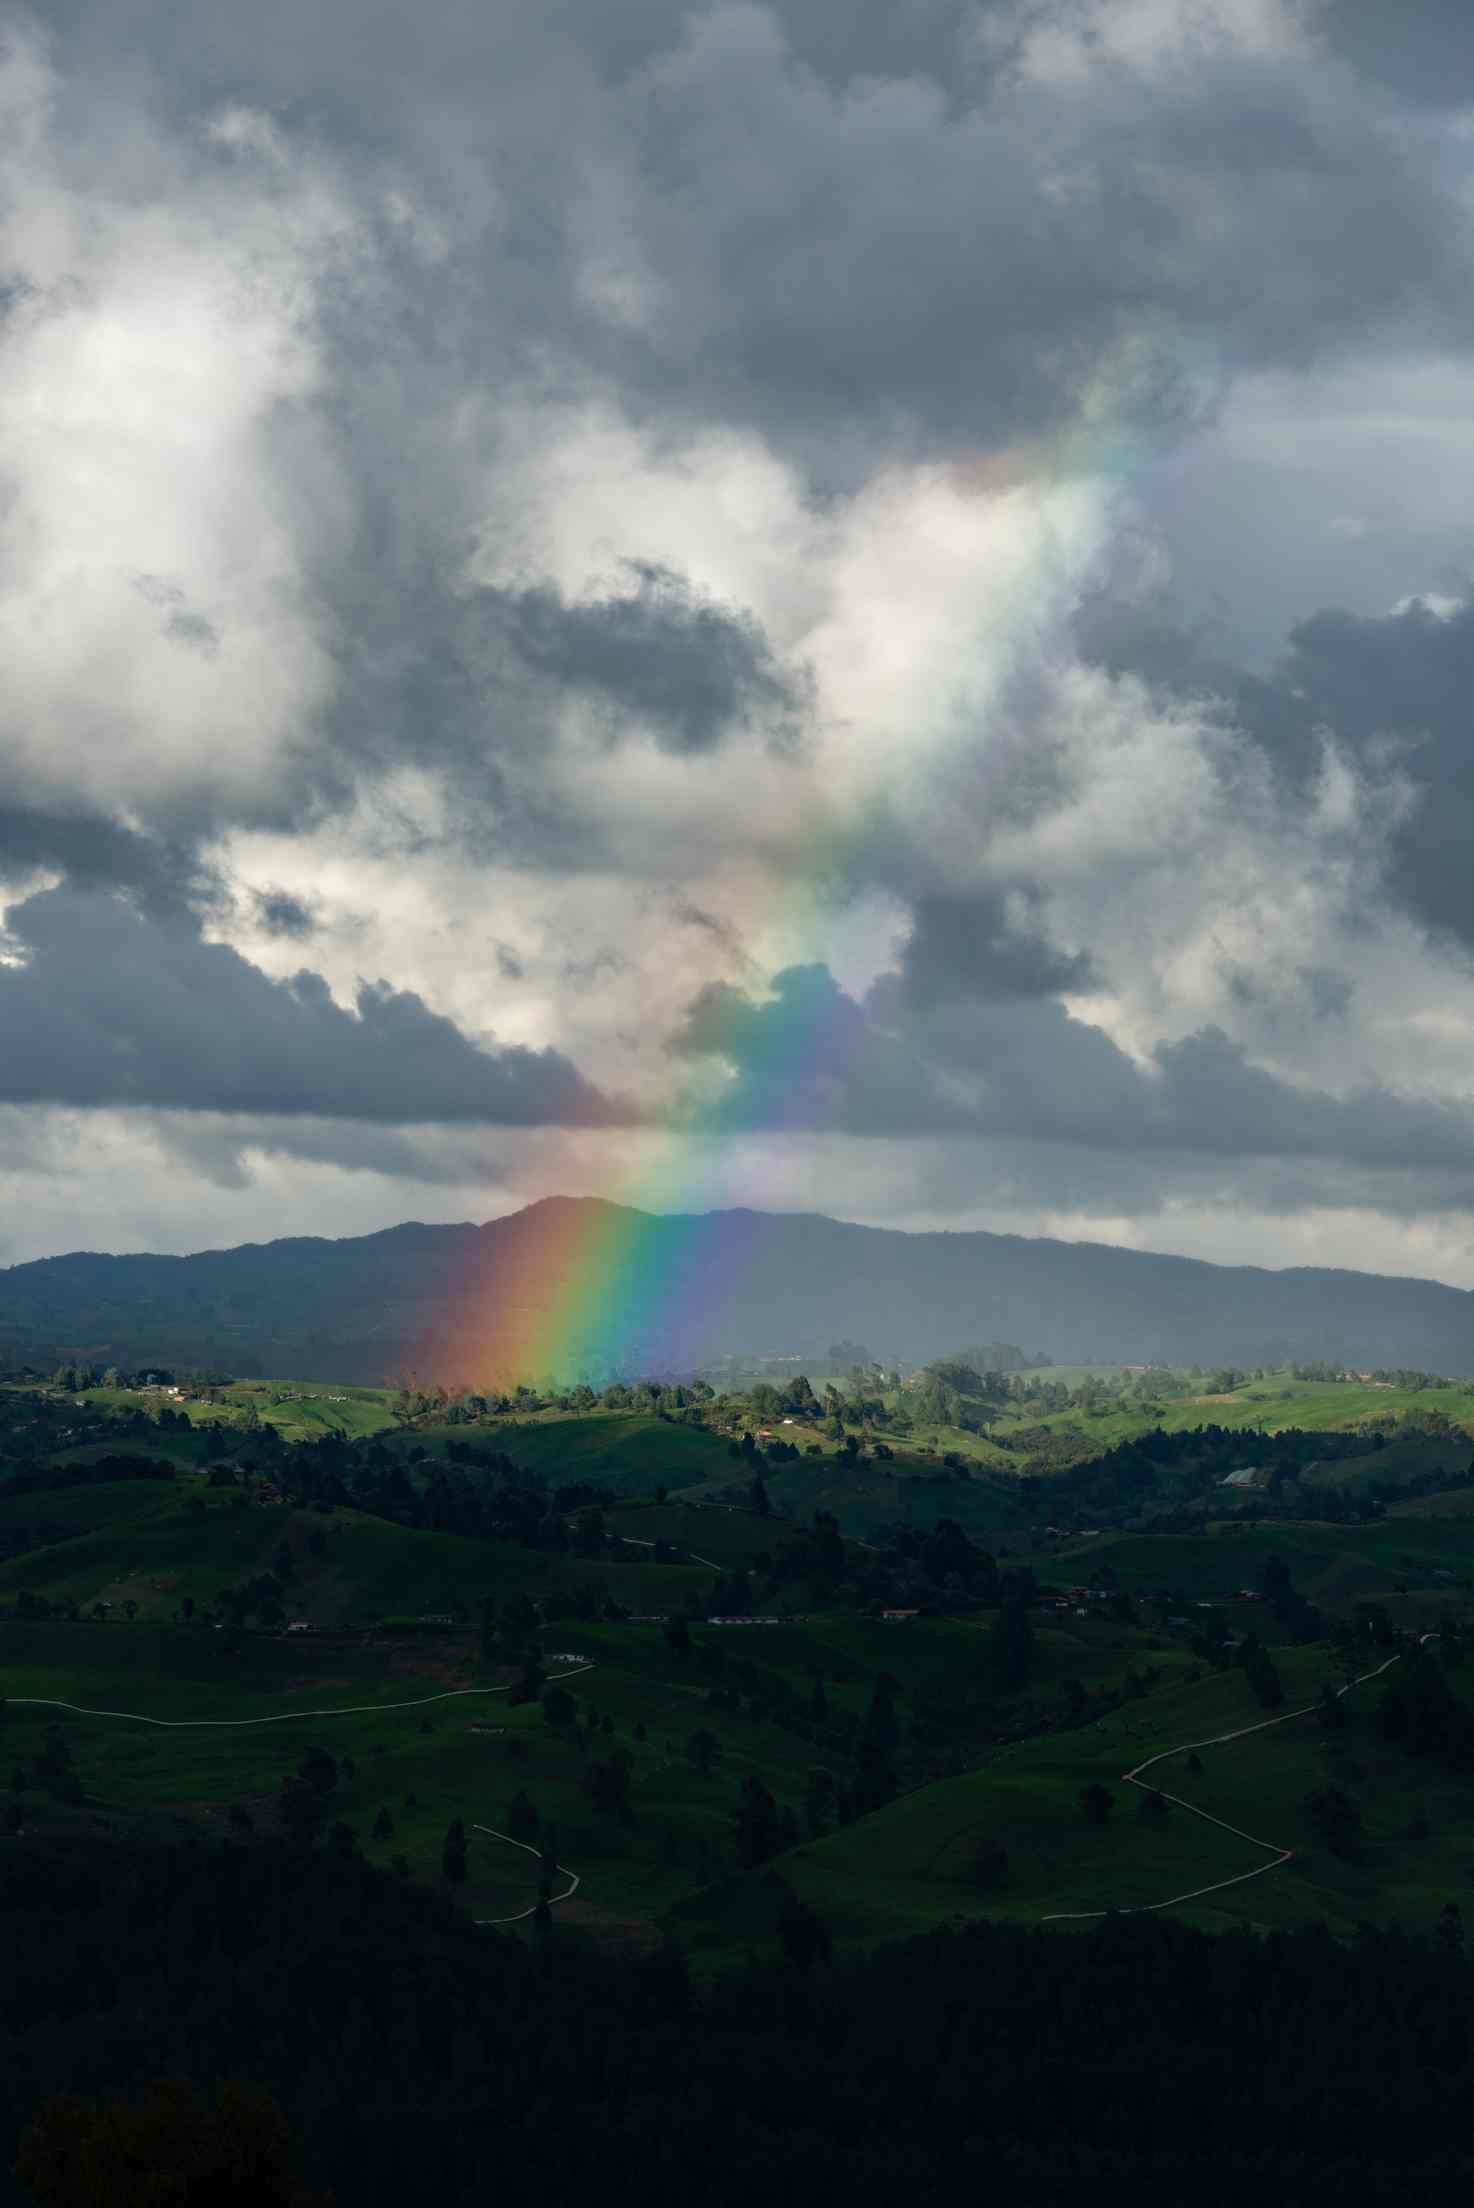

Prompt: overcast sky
[{"left": 6, "top": 0, "right": 1474, "bottom": 1281}]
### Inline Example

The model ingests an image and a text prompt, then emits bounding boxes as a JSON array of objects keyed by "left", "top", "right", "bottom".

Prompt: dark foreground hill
[
  {"left": 4, "top": 1834, "right": 1474, "bottom": 2208},
  {"left": 3, "top": 1197, "right": 1474, "bottom": 1380}
]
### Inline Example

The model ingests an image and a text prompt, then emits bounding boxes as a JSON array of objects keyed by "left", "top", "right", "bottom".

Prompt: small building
[
  {"left": 285, "top": 1620, "right": 313, "bottom": 1634},
  {"left": 881, "top": 1608, "right": 919, "bottom": 1622}
]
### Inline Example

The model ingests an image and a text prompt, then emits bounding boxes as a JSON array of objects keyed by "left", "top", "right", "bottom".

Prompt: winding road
[
  {"left": 7, "top": 1664, "right": 597, "bottom": 1924},
  {"left": 470, "top": 1825, "right": 581, "bottom": 1925},
  {"left": 1040, "top": 1643, "right": 1419, "bottom": 1922},
  {"left": 7, "top": 1662, "right": 594, "bottom": 1730}
]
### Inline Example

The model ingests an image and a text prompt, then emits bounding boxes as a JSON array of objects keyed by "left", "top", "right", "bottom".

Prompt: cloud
[
  {"left": 7, "top": 0, "right": 1474, "bottom": 1281},
  {"left": 897, "top": 888, "right": 1096, "bottom": 1007},
  {"left": 1324, "top": 0, "right": 1474, "bottom": 108},
  {"left": 490, "top": 562, "right": 809, "bottom": 754},
  {"left": 252, "top": 888, "right": 316, "bottom": 939},
  {"left": 1082, "top": 583, "right": 1474, "bottom": 962},
  {"left": 669, "top": 954, "right": 1474, "bottom": 1180},
  {"left": 1273, "top": 595, "right": 1474, "bottom": 954},
  {"left": 611, "top": 1, "right": 1473, "bottom": 459},
  {"left": 0, "top": 886, "right": 620, "bottom": 1126}
]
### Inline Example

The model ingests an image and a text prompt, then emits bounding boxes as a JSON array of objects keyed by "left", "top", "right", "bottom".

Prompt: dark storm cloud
[
  {"left": 1278, "top": 597, "right": 1474, "bottom": 954},
  {"left": 669, "top": 956, "right": 1474, "bottom": 1171},
  {"left": 0, "top": 803, "right": 206, "bottom": 918},
  {"left": 491, "top": 563, "right": 808, "bottom": 753},
  {"left": 1081, "top": 585, "right": 1474, "bottom": 961},
  {"left": 898, "top": 890, "right": 1096, "bottom": 1008},
  {"left": 0, "top": 887, "right": 621, "bottom": 1127},
  {"left": 37, "top": 0, "right": 1474, "bottom": 474},
  {"left": 1325, "top": 0, "right": 1474, "bottom": 109},
  {"left": 252, "top": 888, "right": 316, "bottom": 940},
  {"left": 9, "top": 0, "right": 1473, "bottom": 904},
  {"left": 607, "top": 5, "right": 1474, "bottom": 460}
]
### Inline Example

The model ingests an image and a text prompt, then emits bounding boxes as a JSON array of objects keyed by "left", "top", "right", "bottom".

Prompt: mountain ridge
[{"left": 2, "top": 1197, "right": 1470, "bottom": 1379}]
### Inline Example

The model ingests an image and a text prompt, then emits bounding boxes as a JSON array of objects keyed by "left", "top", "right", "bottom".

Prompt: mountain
[{"left": 3, "top": 1196, "right": 1473, "bottom": 1380}]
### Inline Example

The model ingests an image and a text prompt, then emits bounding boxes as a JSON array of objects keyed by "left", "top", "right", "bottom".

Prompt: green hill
[{"left": 669, "top": 1642, "right": 1474, "bottom": 1964}]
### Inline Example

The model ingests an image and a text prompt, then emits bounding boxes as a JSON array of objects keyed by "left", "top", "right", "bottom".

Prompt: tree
[
  {"left": 16, "top": 2079, "right": 314, "bottom": 2208},
  {"left": 748, "top": 1474, "right": 770, "bottom": 1518},
  {"left": 277, "top": 1777, "right": 320, "bottom": 1848},
  {"left": 542, "top": 1686, "right": 578, "bottom": 1729},
  {"left": 582, "top": 1751, "right": 634, "bottom": 1819},
  {"left": 663, "top": 1613, "right": 692, "bottom": 1659},
  {"left": 685, "top": 1728, "right": 720, "bottom": 1778},
  {"left": 1317, "top": 1681, "right": 1346, "bottom": 1732},
  {"left": 1304, "top": 1783, "right": 1361, "bottom": 1859},
  {"left": 505, "top": 1790, "right": 539, "bottom": 1842},
  {"left": 854, "top": 1674, "right": 900, "bottom": 1815},
  {"left": 777, "top": 1883, "right": 831, "bottom": 1970},
  {"left": 988, "top": 1596, "right": 1034, "bottom": 1692},
  {"left": 1080, "top": 1783, "right": 1114, "bottom": 1826},
  {"left": 372, "top": 1806, "right": 393, "bottom": 1841},
  {"left": 296, "top": 1746, "right": 337, "bottom": 1799},
  {"left": 442, "top": 1817, "right": 469, "bottom": 1885},
  {"left": 1137, "top": 1788, "right": 1169, "bottom": 1825},
  {"left": 1239, "top": 1636, "right": 1284, "bottom": 1711},
  {"left": 734, "top": 1775, "right": 783, "bottom": 1869},
  {"left": 805, "top": 1766, "right": 839, "bottom": 1838},
  {"left": 969, "top": 1838, "right": 1009, "bottom": 1890}
]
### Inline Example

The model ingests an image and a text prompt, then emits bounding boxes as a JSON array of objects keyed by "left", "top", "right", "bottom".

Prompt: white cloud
[{"left": 0, "top": 29, "right": 352, "bottom": 830}]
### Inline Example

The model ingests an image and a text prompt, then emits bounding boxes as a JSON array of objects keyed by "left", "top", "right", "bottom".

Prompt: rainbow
[{"left": 423, "top": 338, "right": 1214, "bottom": 1386}]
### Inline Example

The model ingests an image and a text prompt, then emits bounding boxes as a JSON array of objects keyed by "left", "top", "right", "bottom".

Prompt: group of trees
[{"left": 9, "top": 1830, "right": 1474, "bottom": 2206}]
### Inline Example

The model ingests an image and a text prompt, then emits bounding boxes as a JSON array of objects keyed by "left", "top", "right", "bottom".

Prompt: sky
[{"left": 6, "top": 0, "right": 1474, "bottom": 1282}]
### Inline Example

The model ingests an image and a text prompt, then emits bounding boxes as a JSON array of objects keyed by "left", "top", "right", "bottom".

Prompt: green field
[
  {"left": 669, "top": 1642, "right": 1474, "bottom": 1963},
  {"left": 1051, "top": 1518, "right": 1474, "bottom": 1605},
  {"left": 8, "top": 1374, "right": 1474, "bottom": 1974},
  {"left": 410, "top": 1410, "right": 737, "bottom": 1495},
  {"left": 0, "top": 1482, "right": 723, "bottom": 1627},
  {"left": 984, "top": 1371, "right": 1474, "bottom": 1454}
]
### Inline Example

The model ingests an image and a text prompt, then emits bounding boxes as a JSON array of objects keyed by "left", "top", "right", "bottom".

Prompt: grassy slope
[
  {"left": 1392, "top": 1488, "right": 1474, "bottom": 1518},
  {"left": 0, "top": 1487, "right": 721, "bottom": 1628},
  {"left": 670, "top": 1643, "right": 1474, "bottom": 1963},
  {"left": 985, "top": 1372, "right": 1474, "bottom": 1454},
  {"left": 1048, "top": 1519, "right": 1474, "bottom": 1604},
  {"left": 0, "top": 1601, "right": 1200, "bottom": 1932},
  {"left": 409, "top": 1411, "right": 735, "bottom": 1497}
]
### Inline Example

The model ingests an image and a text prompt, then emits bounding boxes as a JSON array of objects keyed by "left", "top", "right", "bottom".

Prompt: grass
[
  {"left": 1051, "top": 1519, "right": 1474, "bottom": 1605},
  {"left": 1, "top": 1614, "right": 844, "bottom": 1918},
  {"left": 981, "top": 1371, "right": 1474, "bottom": 1458},
  {"left": 409, "top": 1411, "right": 736, "bottom": 1497},
  {"left": 665, "top": 1640, "right": 1474, "bottom": 1965},
  {"left": 1391, "top": 1487, "right": 1474, "bottom": 1517},
  {"left": 0, "top": 1486, "right": 722, "bottom": 1628}
]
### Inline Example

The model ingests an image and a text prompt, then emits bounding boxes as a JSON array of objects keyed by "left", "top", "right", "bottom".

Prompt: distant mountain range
[{"left": 3, "top": 1196, "right": 1473, "bottom": 1381}]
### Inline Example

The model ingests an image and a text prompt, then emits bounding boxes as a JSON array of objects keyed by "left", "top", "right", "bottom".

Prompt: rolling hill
[{"left": 5, "top": 1195, "right": 1474, "bottom": 1381}]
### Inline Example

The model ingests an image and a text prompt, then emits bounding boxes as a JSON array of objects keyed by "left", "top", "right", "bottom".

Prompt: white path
[
  {"left": 615, "top": 1532, "right": 723, "bottom": 1572},
  {"left": 471, "top": 1825, "right": 581, "bottom": 1925},
  {"left": 6, "top": 1663, "right": 594, "bottom": 1729},
  {"left": 1041, "top": 1645, "right": 1418, "bottom": 1922}
]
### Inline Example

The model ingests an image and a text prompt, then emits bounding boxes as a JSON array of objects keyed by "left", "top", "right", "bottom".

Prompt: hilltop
[{"left": 4, "top": 1195, "right": 1474, "bottom": 1380}]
